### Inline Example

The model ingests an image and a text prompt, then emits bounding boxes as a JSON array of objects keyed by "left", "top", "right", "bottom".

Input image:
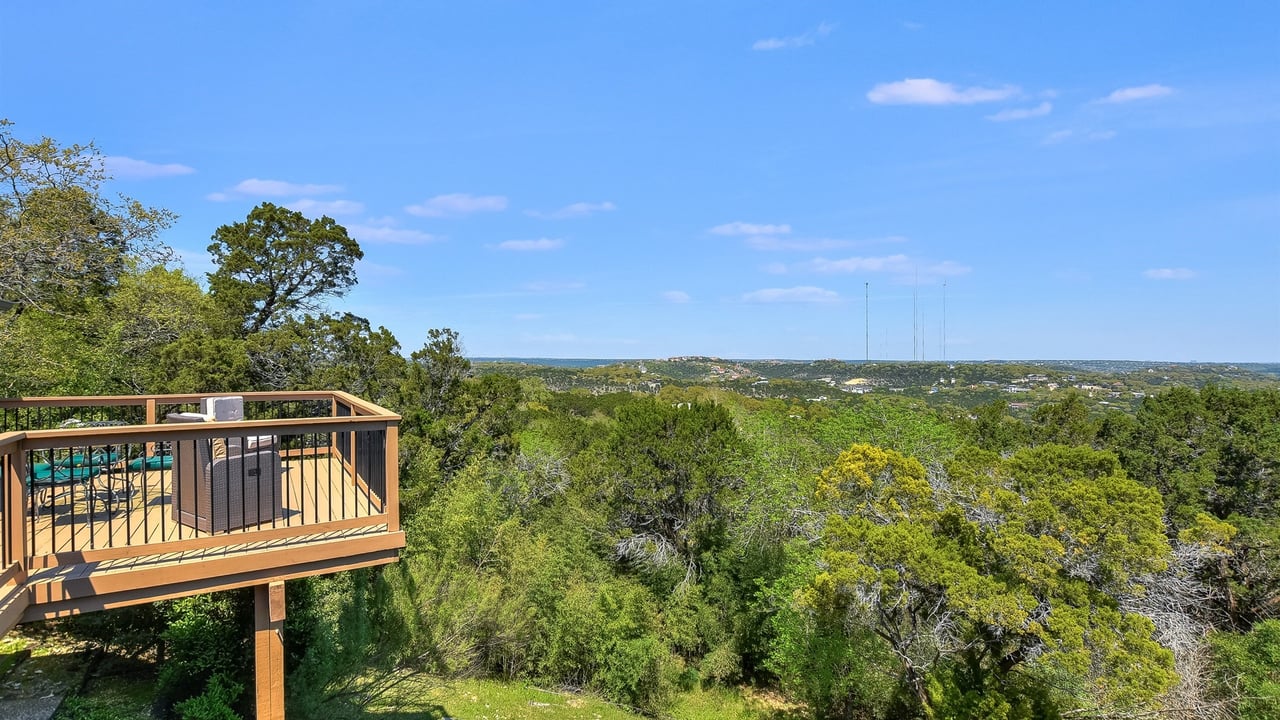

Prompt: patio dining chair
[{"left": 27, "top": 448, "right": 121, "bottom": 513}]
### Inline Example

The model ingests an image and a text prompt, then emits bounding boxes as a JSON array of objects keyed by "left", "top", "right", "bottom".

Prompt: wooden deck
[
  {"left": 3, "top": 451, "right": 403, "bottom": 624},
  {"left": 22, "top": 454, "right": 384, "bottom": 560},
  {"left": 1, "top": 391, "right": 405, "bottom": 720}
]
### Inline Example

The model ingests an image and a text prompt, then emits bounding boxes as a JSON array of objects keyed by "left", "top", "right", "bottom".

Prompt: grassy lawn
[
  {"left": 3, "top": 627, "right": 796, "bottom": 720},
  {"left": 1, "top": 627, "right": 156, "bottom": 720},
  {"left": 361, "top": 677, "right": 792, "bottom": 720}
]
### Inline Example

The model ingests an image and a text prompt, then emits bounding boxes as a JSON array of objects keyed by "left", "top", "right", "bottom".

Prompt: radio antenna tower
[
  {"left": 864, "top": 282, "right": 869, "bottom": 361},
  {"left": 912, "top": 269, "right": 919, "bottom": 361},
  {"left": 943, "top": 281, "right": 948, "bottom": 363}
]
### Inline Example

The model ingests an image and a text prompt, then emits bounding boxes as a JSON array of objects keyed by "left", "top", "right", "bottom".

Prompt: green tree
[
  {"left": 1211, "top": 620, "right": 1280, "bottom": 719},
  {"left": 1029, "top": 391, "right": 1097, "bottom": 447},
  {"left": 398, "top": 329, "right": 524, "bottom": 480},
  {"left": 0, "top": 120, "right": 174, "bottom": 315},
  {"left": 585, "top": 398, "right": 746, "bottom": 585},
  {"left": 803, "top": 443, "right": 1176, "bottom": 716},
  {"left": 403, "top": 327, "right": 472, "bottom": 418},
  {"left": 970, "top": 399, "right": 1028, "bottom": 454},
  {"left": 207, "top": 202, "right": 362, "bottom": 335}
]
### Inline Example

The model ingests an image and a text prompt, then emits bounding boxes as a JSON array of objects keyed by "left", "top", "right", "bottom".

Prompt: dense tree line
[{"left": 3, "top": 123, "right": 1277, "bottom": 719}]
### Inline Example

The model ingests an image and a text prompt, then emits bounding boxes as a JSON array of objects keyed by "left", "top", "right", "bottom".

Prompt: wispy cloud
[
  {"left": 1097, "top": 84, "right": 1174, "bottom": 104},
  {"left": 207, "top": 178, "right": 342, "bottom": 201},
  {"left": 710, "top": 221, "right": 792, "bottom": 236},
  {"left": 661, "top": 290, "right": 691, "bottom": 303},
  {"left": 284, "top": 198, "right": 365, "bottom": 216},
  {"left": 753, "top": 21, "right": 834, "bottom": 51},
  {"left": 806, "top": 254, "right": 913, "bottom": 274},
  {"left": 986, "top": 101, "right": 1053, "bottom": 122},
  {"left": 743, "top": 286, "right": 840, "bottom": 303},
  {"left": 104, "top": 156, "right": 195, "bottom": 179},
  {"left": 867, "top": 78, "right": 1019, "bottom": 105},
  {"left": 347, "top": 223, "right": 441, "bottom": 245},
  {"left": 526, "top": 201, "right": 616, "bottom": 219},
  {"left": 1143, "top": 268, "right": 1196, "bottom": 280},
  {"left": 903, "top": 21, "right": 924, "bottom": 31},
  {"left": 746, "top": 235, "right": 908, "bottom": 252},
  {"left": 406, "top": 193, "right": 508, "bottom": 217},
  {"left": 498, "top": 238, "right": 564, "bottom": 251},
  {"left": 776, "top": 254, "right": 970, "bottom": 283}
]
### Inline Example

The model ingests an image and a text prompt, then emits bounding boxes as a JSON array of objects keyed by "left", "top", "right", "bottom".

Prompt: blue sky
[{"left": 3, "top": 2, "right": 1277, "bottom": 361}]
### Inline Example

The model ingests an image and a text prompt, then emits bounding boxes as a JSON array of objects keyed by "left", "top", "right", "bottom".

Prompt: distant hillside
[{"left": 474, "top": 357, "right": 1280, "bottom": 412}]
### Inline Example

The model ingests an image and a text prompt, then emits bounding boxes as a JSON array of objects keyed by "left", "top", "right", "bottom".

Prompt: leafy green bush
[
  {"left": 173, "top": 674, "right": 242, "bottom": 720},
  {"left": 1212, "top": 620, "right": 1280, "bottom": 720},
  {"left": 156, "top": 592, "right": 251, "bottom": 715}
]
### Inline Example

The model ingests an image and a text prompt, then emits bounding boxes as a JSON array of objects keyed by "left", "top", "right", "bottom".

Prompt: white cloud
[
  {"left": 807, "top": 254, "right": 913, "bottom": 274},
  {"left": 498, "top": 238, "right": 564, "bottom": 251},
  {"left": 406, "top": 193, "right": 508, "bottom": 217},
  {"left": 347, "top": 223, "right": 442, "bottom": 245},
  {"left": 284, "top": 198, "right": 365, "bottom": 216},
  {"left": 1097, "top": 84, "right": 1174, "bottom": 104},
  {"left": 763, "top": 262, "right": 788, "bottom": 274},
  {"left": 1043, "top": 129, "right": 1074, "bottom": 145},
  {"left": 1143, "top": 268, "right": 1196, "bottom": 280},
  {"left": 742, "top": 286, "right": 840, "bottom": 303},
  {"left": 986, "top": 101, "right": 1053, "bottom": 122},
  {"left": 1087, "top": 130, "right": 1117, "bottom": 141},
  {"left": 104, "top": 156, "right": 195, "bottom": 179},
  {"left": 661, "top": 290, "right": 691, "bottom": 303},
  {"left": 710, "top": 221, "right": 792, "bottom": 236},
  {"left": 867, "top": 78, "right": 1019, "bottom": 105},
  {"left": 527, "top": 201, "right": 616, "bottom": 219},
  {"left": 211, "top": 178, "right": 343, "bottom": 199},
  {"left": 746, "top": 235, "right": 907, "bottom": 251},
  {"left": 753, "top": 22, "right": 834, "bottom": 51},
  {"left": 788, "top": 254, "right": 970, "bottom": 282}
]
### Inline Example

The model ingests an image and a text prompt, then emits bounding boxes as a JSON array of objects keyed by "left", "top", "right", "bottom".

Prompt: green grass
[
  {"left": 53, "top": 654, "right": 156, "bottom": 720},
  {"left": 360, "top": 677, "right": 794, "bottom": 720},
  {"left": 4, "top": 627, "right": 795, "bottom": 720}
]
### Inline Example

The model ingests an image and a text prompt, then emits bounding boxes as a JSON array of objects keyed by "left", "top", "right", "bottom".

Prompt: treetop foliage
[{"left": 207, "top": 201, "right": 363, "bottom": 335}]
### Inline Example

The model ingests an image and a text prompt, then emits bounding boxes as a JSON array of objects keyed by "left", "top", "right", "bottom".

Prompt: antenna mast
[
  {"left": 943, "top": 281, "right": 948, "bottom": 363},
  {"left": 864, "top": 282, "right": 869, "bottom": 362},
  {"left": 912, "top": 269, "right": 919, "bottom": 361}
]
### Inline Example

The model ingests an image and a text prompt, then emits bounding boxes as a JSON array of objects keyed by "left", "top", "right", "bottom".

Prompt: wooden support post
[
  {"left": 254, "top": 580, "right": 286, "bottom": 720},
  {"left": 5, "top": 446, "right": 29, "bottom": 568},
  {"left": 385, "top": 424, "right": 399, "bottom": 531},
  {"left": 145, "top": 398, "right": 158, "bottom": 457}
]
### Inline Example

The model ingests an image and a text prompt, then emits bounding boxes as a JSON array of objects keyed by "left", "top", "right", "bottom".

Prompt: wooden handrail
[
  {"left": 0, "top": 391, "right": 400, "bottom": 418},
  {"left": 19, "top": 416, "right": 395, "bottom": 450}
]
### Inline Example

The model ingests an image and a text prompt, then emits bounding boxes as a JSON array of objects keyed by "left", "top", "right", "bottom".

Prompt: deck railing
[{"left": 0, "top": 391, "right": 400, "bottom": 589}]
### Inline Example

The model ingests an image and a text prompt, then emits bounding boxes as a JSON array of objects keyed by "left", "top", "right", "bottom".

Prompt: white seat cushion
[{"left": 202, "top": 396, "right": 244, "bottom": 422}]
